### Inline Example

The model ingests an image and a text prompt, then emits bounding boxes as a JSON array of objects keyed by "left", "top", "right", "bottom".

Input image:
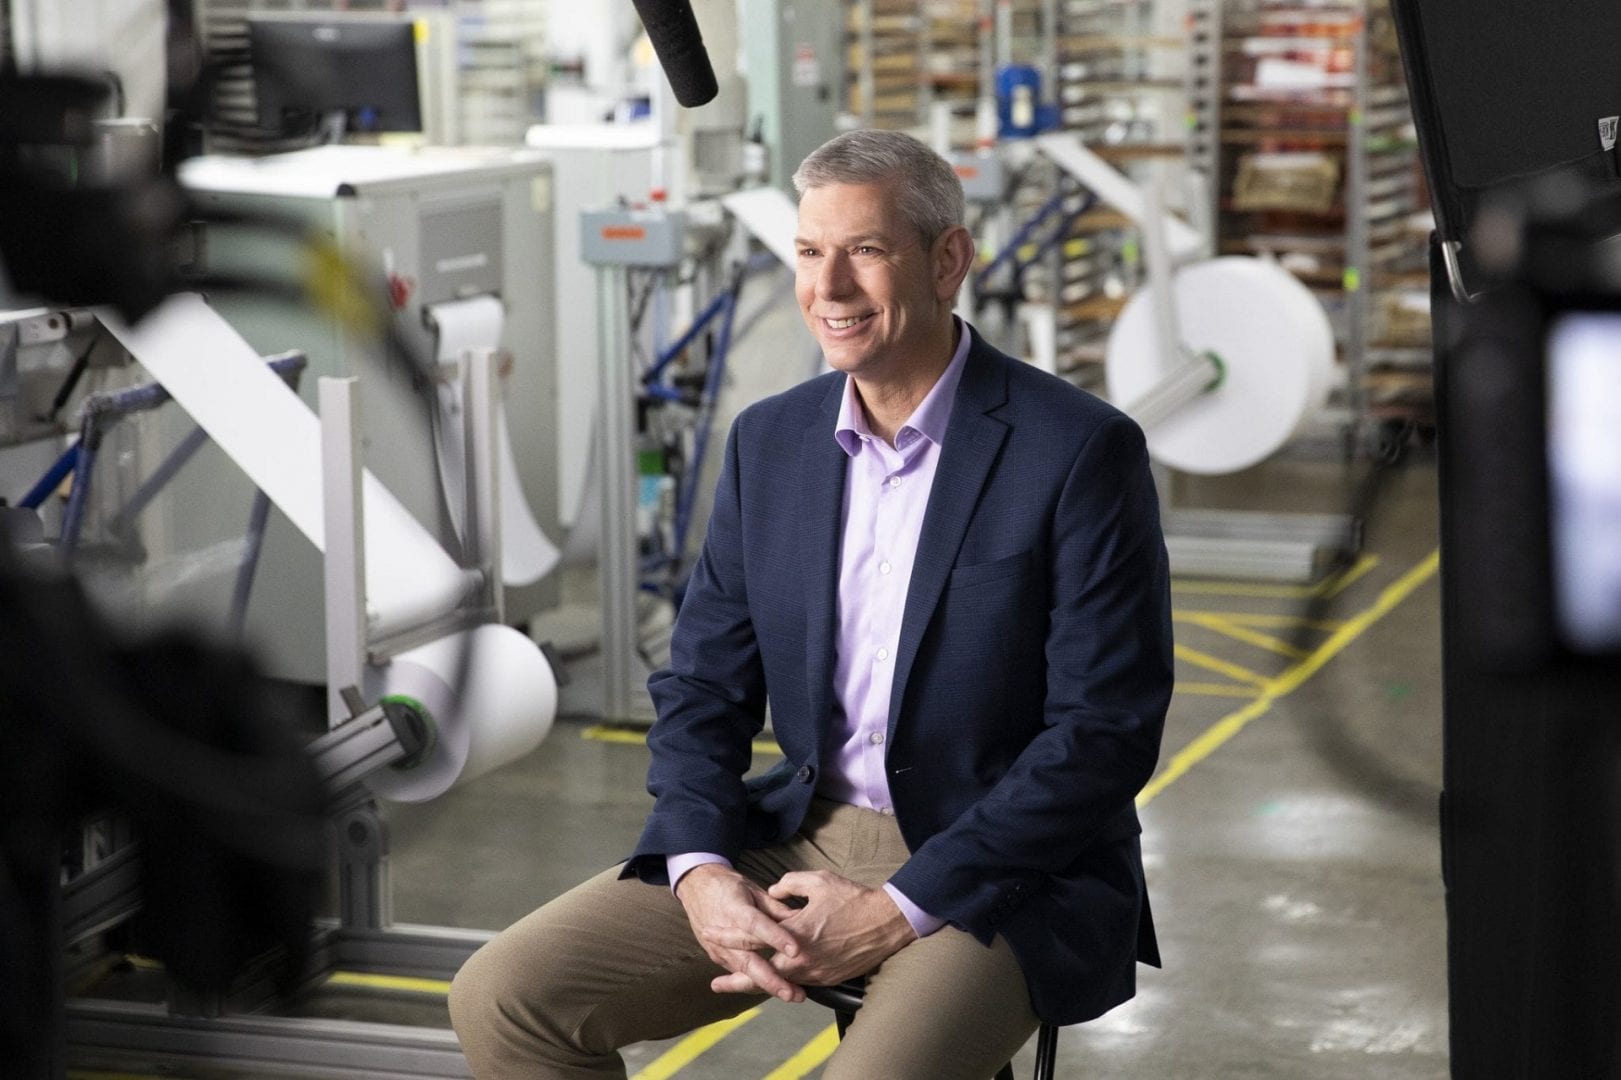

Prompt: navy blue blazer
[{"left": 624, "top": 328, "right": 1174, "bottom": 1025}]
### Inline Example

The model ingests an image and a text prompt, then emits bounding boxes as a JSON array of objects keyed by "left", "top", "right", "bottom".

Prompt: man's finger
[
  {"left": 757, "top": 891, "right": 800, "bottom": 921},
  {"left": 710, "top": 970, "right": 761, "bottom": 994},
  {"left": 702, "top": 926, "right": 767, "bottom": 950},
  {"left": 768, "top": 870, "right": 829, "bottom": 900},
  {"left": 720, "top": 951, "right": 803, "bottom": 1002},
  {"left": 733, "top": 907, "right": 801, "bottom": 957}
]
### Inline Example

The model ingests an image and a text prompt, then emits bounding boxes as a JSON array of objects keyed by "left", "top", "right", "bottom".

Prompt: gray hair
[{"left": 792, "top": 130, "right": 965, "bottom": 244}]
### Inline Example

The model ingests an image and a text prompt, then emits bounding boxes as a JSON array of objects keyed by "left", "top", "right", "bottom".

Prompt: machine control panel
[{"left": 580, "top": 208, "right": 687, "bottom": 268}]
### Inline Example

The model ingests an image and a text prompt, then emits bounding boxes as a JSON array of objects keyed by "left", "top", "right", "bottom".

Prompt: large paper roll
[
  {"left": 100, "top": 293, "right": 472, "bottom": 638},
  {"left": 364, "top": 622, "right": 556, "bottom": 802},
  {"left": 1105, "top": 256, "right": 1335, "bottom": 475},
  {"left": 426, "top": 295, "right": 561, "bottom": 588}
]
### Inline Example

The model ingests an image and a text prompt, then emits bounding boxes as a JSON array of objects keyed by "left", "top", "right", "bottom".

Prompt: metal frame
[
  {"left": 594, "top": 264, "right": 653, "bottom": 724},
  {"left": 63, "top": 360, "right": 516, "bottom": 1078},
  {"left": 65, "top": 1000, "right": 470, "bottom": 1080},
  {"left": 18, "top": 352, "right": 306, "bottom": 623},
  {"left": 1343, "top": 0, "right": 1372, "bottom": 434}
]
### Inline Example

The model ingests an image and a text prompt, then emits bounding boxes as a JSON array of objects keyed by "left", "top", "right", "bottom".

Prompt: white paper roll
[
  {"left": 100, "top": 293, "right": 471, "bottom": 638},
  {"left": 721, "top": 187, "right": 801, "bottom": 270},
  {"left": 364, "top": 623, "right": 557, "bottom": 802},
  {"left": 426, "top": 295, "right": 561, "bottom": 588},
  {"left": 1105, "top": 257, "right": 1335, "bottom": 475}
]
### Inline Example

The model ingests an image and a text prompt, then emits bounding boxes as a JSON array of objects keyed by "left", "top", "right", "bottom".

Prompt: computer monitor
[{"left": 248, "top": 15, "right": 423, "bottom": 142}]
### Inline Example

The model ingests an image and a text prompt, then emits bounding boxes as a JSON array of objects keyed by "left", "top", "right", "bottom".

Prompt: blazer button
[{"left": 795, "top": 765, "right": 816, "bottom": 784}]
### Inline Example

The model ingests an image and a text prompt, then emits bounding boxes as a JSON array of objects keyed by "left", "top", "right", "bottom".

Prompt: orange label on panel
[{"left": 601, "top": 227, "right": 647, "bottom": 240}]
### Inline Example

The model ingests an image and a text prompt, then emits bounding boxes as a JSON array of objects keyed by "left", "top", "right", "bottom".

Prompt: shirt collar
[{"left": 834, "top": 318, "right": 973, "bottom": 457}]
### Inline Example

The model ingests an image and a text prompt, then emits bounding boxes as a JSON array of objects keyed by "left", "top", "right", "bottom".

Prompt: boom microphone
[{"left": 630, "top": 0, "right": 719, "bottom": 108}]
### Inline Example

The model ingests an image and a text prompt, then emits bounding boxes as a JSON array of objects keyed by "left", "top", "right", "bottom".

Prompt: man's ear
[{"left": 933, "top": 225, "right": 976, "bottom": 301}]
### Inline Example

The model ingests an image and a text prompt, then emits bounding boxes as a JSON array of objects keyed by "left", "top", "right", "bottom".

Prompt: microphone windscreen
[{"left": 630, "top": 0, "right": 720, "bottom": 108}]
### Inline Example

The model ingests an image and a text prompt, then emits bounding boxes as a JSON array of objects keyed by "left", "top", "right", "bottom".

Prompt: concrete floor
[
  {"left": 63, "top": 279, "right": 1449, "bottom": 1077},
  {"left": 379, "top": 455, "right": 1448, "bottom": 1080}
]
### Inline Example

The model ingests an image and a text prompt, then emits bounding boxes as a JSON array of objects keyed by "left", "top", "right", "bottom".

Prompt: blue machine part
[{"left": 997, "top": 64, "right": 1052, "bottom": 138}]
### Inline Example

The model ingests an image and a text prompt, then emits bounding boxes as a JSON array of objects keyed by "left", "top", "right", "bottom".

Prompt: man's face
[{"left": 794, "top": 181, "right": 949, "bottom": 381}]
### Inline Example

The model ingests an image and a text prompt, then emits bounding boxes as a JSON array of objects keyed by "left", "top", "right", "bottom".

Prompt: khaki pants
[{"left": 449, "top": 798, "right": 1039, "bottom": 1079}]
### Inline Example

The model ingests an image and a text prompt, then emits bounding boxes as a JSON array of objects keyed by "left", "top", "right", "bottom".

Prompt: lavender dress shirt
[{"left": 667, "top": 320, "right": 973, "bottom": 939}]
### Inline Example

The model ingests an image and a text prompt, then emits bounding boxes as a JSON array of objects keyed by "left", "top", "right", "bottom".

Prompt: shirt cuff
[
  {"left": 666, "top": 852, "right": 732, "bottom": 895},
  {"left": 883, "top": 882, "right": 946, "bottom": 938}
]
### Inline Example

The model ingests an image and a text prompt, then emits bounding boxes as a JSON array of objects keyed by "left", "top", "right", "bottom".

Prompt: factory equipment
[
  {"left": 0, "top": 17, "right": 553, "bottom": 1076},
  {"left": 740, "top": 0, "right": 842, "bottom": 191},
  {"left": 524, "top": 123, "right": 663, "bottom": 530},
  {"left": 580, "top": 203, "right": 693, "bottom": 725},
  {"left": 176, "top": 144, "right": 561, "bottom": 682},
  {"left": 52, "top": 295, "right": 555, "bottom": 1078},
  {"left": 568, "top": 174, "right": 791, "bottom": 726},
  {"left": 1007, "top": 133, "right": 1359, "bottom": 581}
]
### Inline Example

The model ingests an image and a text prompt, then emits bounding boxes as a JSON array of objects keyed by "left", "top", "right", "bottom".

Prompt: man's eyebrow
[{"left": 792, "top": 233, "right": 896, "bottom": 248}]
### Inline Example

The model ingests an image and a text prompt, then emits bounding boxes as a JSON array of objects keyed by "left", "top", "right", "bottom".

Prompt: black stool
[{"left": 804, "top": 978, "right": 1058, "bottom": 1080}]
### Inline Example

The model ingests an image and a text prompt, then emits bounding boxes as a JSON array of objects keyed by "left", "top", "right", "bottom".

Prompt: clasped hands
[{"left": 674, "top": 863, "right": 917, "bottom": 1003}]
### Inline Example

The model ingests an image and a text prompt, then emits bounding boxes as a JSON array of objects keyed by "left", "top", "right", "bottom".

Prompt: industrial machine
[
  {"left": 0, "top": 7, "right": 561, "bottom": 1077},
  {"left": 740, "top": 0, "right": 841, "bottom": 192},
  {"left": 174, "top": 145, "right": 561, "bottom": 683}
]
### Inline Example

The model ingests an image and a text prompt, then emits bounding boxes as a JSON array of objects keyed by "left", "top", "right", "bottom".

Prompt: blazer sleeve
[
  {"left": 887, "top": 413, "right": 1174, "bottom": 937},
  {"left": 621, "top": 420, "right": 769, "bottom": 884}
]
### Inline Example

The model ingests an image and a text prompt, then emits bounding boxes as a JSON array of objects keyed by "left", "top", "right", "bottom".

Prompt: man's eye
[{"left": 854, "top": 246, "right": 880, "bottom": 255}]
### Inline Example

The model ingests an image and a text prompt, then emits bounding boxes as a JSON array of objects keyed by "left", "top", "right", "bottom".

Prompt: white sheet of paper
[
  {"left": 426, "top": 295, "right": 561, "bottom": 588},
  {"left": 101, "top": 292, "right": 470, "bottom": 637},
  {"left": 722, "top": 186, "right": 802, "bottom": 270}
]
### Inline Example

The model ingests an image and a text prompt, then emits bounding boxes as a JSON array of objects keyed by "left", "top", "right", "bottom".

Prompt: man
[{"left": 449, "top": 130, "right": 1173, "bottom": 1079}]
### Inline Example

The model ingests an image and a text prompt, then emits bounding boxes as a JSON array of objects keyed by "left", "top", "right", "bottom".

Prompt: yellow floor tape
[
  {"left": 1139, "top": 548, "right": 1439, "bottom": 808},
  {"left": 632, "top": 1008, "right": 764, "bottom": 1080},
  {"left": 86, "top": 549, "right": 1438, "bottom": 1080},
  {"left": 760, "top": 1024, "right": 841, "bottom": 1080}
]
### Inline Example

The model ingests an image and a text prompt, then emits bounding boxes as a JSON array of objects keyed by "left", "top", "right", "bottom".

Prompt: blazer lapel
[
  {"left": 889, "top": 340, "right": 1010, "bottom": 731},
  {"left": 800, "top": 377, "right": 848, "bottom": 742}
]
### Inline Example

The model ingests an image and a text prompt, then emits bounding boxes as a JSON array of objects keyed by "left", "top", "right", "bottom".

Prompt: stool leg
[
  {"left": 1033, "top": 1022, "right": 1059, "bottom": 1080},
  {"left": 994, "top": 1063, "right": 1015, "bottom": 1080}
]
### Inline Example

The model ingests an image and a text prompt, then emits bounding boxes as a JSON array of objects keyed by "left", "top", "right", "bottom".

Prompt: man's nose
[{"left": 817, "top": 252, "right": 853, "bottom": 299}]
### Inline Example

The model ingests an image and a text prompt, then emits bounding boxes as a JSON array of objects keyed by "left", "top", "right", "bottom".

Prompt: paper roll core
[
  {"left": 380, "top": 694, "right": 438, "bottom": 771},
  {"left": 364, "top": 623, "right": 556, "bottom": 802}
]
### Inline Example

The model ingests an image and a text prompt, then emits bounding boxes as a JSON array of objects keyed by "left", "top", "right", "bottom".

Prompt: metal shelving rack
[
  {"left": 1212, "top": 0, "right": 1430, "bottom": 443},
  {"left": 455, "top": 0, "right": 549, "bottom": 146},
  {"left": 1050, "top": 0, "right": 1188, "bottom": 372},
  {"left": 845, "top": 0, "right": 927, "bottom": 130}
]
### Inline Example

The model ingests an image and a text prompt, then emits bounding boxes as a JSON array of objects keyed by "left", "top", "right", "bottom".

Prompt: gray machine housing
[{"left": 171, "top": 147, "right": 559, "bottom": 682}]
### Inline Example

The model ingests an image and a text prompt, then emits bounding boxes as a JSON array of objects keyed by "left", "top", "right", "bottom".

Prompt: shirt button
[
  {"left": 880, "top": 807, "right": 895, "bottom": 816},
  {"left": 869, "top": 730, "right": 884, "bottom": 744},
  {"left": 875, "top": 647, "right": 889, "bottom": 661},
  {"left": 879, "top": 561, "right": 892, "bottom": 575},
  {"left": 888, "top": 476, "right": 902, "bottom": 488}
]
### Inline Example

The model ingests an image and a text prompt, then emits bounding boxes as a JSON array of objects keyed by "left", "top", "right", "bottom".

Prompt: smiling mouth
[{"left": 824, "top": 314, "right": 873, "bottom": 330}]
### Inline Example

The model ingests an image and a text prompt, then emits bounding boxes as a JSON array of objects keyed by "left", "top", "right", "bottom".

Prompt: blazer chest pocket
[{"left": 946, "top": 550, "right": 1035, "bottom": 591}]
